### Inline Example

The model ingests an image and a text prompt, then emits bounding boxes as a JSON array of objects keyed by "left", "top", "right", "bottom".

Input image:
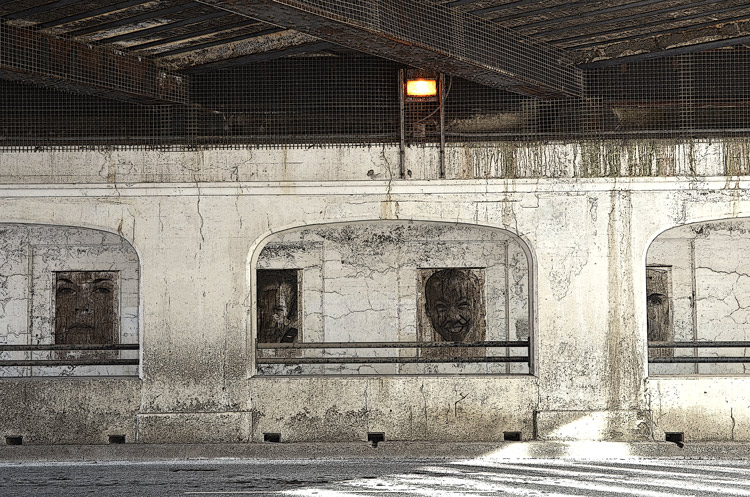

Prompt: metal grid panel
[
  {"left": 2, "top": 16, "right": 750, "bottom": 150},
  {"left": 188, "top": 57, "right": 401, "bottom": 146},
  {"left": 0, "top": 21, "right": 188, "bottom": 104}
]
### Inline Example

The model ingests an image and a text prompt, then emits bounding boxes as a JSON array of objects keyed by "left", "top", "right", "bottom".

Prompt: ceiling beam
[
  {"left": 127, "top": 18, "right": 260, "bottom": 51},
  {"left": 37, "top": 0, "right": 153, "bottom": 29},
  {"left": 3, "top": 0, "right": 86, "bottom": 19},
  {"left": 581, "top": 34, "right": 750, "bottom": 67},
  {"left": 556, "top": 8, "right": 750, "bottom": 48},
  {"left": 443, "top": 0, "right": 486, "bottom": 7},
  {"left": 152, "top": 26, "right": 283, "bottom": 57},
  {"left": 484, "top": 0, "right": 664, "bottom": 25},
  {"left": 195, "top": 0, "right": 583, "bottom": 98},
  {"left": 527, "top": 0, "right": 723, "bottom": 40},
  {"left": 66, "top": 2, "right": 200, "bottom": 37},
  {"left": 0, "top": 22, "right": 188, "bottom": 104},
  {"left": 469, "top": 0, "right": 551, "bottom": 17},
  {"left": 95, "top": 10, "right": 232, "bottom": 44},
  {"left": 183, "top": 40, "right": 334, "bottom": 73}
]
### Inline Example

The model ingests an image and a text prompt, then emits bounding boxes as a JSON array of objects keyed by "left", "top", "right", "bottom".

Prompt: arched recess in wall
[
  {"left": 645, "top": 217, "right": 750, "bottom": 375},
  {"left": 252, "top": 220, "right": 535, "bottom": 375},
  {"left": 0, "top": 223, "right": 140, "bottom": 377}
]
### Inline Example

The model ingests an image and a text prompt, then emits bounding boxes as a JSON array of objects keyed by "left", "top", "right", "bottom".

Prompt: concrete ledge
[{"left": 2, "top": 441, "right": 750, "bottom": 463}]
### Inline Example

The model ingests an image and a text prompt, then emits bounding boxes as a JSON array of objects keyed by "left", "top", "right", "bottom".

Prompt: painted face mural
[
  {"left": 55, "top": 271, "right": 117, "bottom": 344},
  {"left": 258, "top": 270, "right": 299, "bottom": 344},
  {"left": 424, "top": 269, "right": 481, "bottom": 342},
  {"left": 646, "top": 268, "right": 671, "bottom": 343}
]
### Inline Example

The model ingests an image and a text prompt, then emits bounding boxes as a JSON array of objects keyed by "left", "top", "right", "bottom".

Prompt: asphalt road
[{"left": 2, "top": 457, "right": 750, "bottom": 496}]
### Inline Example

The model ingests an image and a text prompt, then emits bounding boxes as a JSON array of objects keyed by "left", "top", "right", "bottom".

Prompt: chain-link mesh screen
[
  {"left": 2, "top": 14, "right": 750, "bottom": 150},
  {"left": 188, "top": 57, "right": 401, "bottom": 146}
]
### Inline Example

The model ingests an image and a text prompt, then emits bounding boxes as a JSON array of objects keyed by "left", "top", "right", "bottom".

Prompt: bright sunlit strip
[{"left": 406, "top": 79, "right": 437, "bottom": 97}]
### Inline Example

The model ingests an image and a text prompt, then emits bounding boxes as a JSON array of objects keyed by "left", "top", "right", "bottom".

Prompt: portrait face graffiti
[
  {"left": 646, "top": 267, "right": 673, "bottom": 358},
  {"left": 423, "top": 268, "right": 483, "bottom": 342},
  {"left": 257, "top": 270, "right": 299, "bottom": 344},
  {"left": 54, "top": 271, "right": 118, "bottom": 344}
]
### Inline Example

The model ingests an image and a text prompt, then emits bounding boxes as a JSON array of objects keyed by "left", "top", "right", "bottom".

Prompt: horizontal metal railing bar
[
  {"left": 0, "top": 359, "right": 140, "bottom": 367},
  {"left": 649, "top": 341, "right": 750, "bottom": 348},
  {"left": 257, "top": 356, "right": 529, "bottom": 365},
  {"left": 0, "top": 344, "right": 140, "bottom": 351},
  {"left": 257, "top": 341, "right": 529, "bottom": 349},
  {"left": 650, "top": 357, "right": 750, "bottom": 364}
]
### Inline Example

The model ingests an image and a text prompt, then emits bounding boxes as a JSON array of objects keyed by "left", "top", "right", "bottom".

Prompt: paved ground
[{"left": 3, "top": 456, "right": 750, "bottom": 496}]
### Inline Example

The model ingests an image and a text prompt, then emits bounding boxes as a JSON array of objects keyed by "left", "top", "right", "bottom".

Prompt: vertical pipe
[
  {"left": 398, "top": 69, "right": 406, "bottom": 179},
  {"left": 439, "top": 72, "right": 446, "bottom": 179},
  {"left": 504, "top": 239, "right": 510, "bottom": 374},
  {"left": 690, "top": 238, "right": 698, "bottom": 374}
]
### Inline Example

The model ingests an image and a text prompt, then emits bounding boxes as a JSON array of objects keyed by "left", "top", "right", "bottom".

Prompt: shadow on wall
[
  {"left": 0, "top": 223, "right": 140, "bottom": 377},
  {"left": 646, "top": 218, "right": 750, "bottom": 375},
  {"left": 254, "top": 220, "right": 534, "bottom": 376}
]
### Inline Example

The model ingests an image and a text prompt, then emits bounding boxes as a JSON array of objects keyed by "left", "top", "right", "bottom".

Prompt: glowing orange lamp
[{"left": 406, "top": 78, "right": 438, "bottom": 98}]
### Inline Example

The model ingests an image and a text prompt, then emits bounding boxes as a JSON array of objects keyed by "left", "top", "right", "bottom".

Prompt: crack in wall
[{"left": 195, "top": 180, "right": 205, "bottom": 249}]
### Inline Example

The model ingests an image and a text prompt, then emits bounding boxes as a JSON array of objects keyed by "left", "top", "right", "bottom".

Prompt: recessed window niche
[
  {"left": 255, "top": 221, "right": 533, "bottom": 375},
  {"left": 0, "top": 224, "right": 140, "bottom": 377}
]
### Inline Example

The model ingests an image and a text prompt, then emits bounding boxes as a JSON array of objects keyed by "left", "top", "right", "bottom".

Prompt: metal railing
[
  {"left": 648, "top": 341, "right": 750, "bottom": 363},
  {"left": 0, "top": 344, "right": 139, "bottom": 367},
  {"left": 256, "top": 340, "right": 531, "bottom": 367}
]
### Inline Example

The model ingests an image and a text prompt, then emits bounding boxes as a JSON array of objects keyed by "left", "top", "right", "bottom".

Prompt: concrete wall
[{"left": 1, "top": 139, "right": 750, "bottom": 443}]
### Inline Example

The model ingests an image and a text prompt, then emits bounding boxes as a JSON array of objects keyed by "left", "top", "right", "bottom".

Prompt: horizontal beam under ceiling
[
  {"left": 195, "top": 0, "right": 583, "bottom": 98},
  {"left": 0, "top": 22, "right": 188, "bottom": 105}
]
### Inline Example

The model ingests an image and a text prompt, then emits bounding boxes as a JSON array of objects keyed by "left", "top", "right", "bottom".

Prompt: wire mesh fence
[{"left": 2, "top": 15, "right": 750, "bottom": 150}]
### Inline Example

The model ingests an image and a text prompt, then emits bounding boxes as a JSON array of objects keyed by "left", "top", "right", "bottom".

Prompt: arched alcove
[
  {"left": 0, "top": 223, "right": 140, "bottom": 377},
  {"left": 254, "top": 220, "right": 534, "bottom": 375},
  {"left": 646, "top": 218, "right": 750, "bottom": 375}
]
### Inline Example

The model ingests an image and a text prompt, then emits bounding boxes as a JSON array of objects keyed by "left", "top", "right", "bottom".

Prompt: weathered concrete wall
[
  {"left": 0, "top": 140, "right": 749, "bottom": 443},
  {"left": 3, "top": 138, "right": 750, "bottom": 183},
  {"left": 1, "top": 378, "right": 141, "bottom": 444},
  {"left": 647, "top": 378, "right": 750, "bottom": 441},
  {"left": 250, "top": 376, "right": 537, "bottom": 442}
]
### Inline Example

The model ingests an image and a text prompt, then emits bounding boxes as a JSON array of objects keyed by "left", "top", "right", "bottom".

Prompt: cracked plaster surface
[{"left": 6, "top": 139, "right": 750, "bottom": 186}]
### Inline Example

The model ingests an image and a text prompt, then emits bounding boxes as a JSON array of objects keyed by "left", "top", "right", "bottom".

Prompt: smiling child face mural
[{"left": 424, "top": 269, "right": 481, "bottom": 342}]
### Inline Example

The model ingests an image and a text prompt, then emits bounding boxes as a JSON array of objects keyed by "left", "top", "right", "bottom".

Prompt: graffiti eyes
[
  {"left": 647, "top": 294, "right": 665, "bottom": 306},
  {"left": 56, "top": 286, "right": 111, "bottom": 295}
]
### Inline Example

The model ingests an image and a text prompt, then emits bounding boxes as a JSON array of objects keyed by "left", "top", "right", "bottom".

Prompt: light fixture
[
  {"left": 406, "top": 78, "right": 437, "bottom": 98},
  {"left": 403, "top": 69, "right": 439, "bottom": 102}
]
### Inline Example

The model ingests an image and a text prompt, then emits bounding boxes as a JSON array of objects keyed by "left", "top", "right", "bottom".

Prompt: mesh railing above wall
[{"left": 2, "top": 36, "right": 750, "bottom": 149}]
